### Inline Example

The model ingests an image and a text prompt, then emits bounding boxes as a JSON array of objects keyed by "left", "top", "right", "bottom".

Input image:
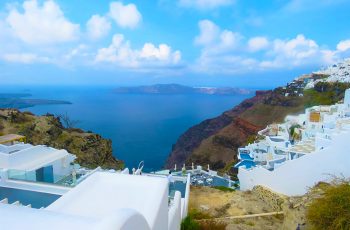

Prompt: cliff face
[
  {"left": 166, "top": 89, "right": 307, "bottom": 170},
  {"left": 0, "top": 109, "right": 123, "bottom": 170},
  {"left": 166, "top": 81, "right": 350, "bottom": 171}
]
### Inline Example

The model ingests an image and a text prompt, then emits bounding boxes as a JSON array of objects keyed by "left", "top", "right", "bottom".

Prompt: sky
[{"left": 0, "top": 0, "right": 350, "bottom": 88}]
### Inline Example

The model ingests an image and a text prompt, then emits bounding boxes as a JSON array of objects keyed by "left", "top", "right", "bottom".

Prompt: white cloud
[
  {"left": 193, "top": 20, "right": 348, "bottom": 74},
  {"left": 64, "top": 44, "right": 90, "bottom": 61},
  {"left": 283, "top": 0, "right": 347, "bottom": 12},
  {"left": 6, "top": 0, "right": 80, "bottom": 44},
  {"left": 95, "top": 34, "right": 181, "bottom": 68},
  {"left": 86, "top": 15, "right": 111, "bottom": 40},
  {"left": 178, "top": 0, "right": 234, "bottom": 10},
  {"left": 2, "top": 53, "right": 50, "bottom": 64},
  {"left": 248, "top": 36, "right": 269, "bottom": 52},
  {"left": 262, "top": 34, "right": 322, "bottom": 68},
  {"left": 193, "top": 20, "right": 245, "bottom": 73},
  {"left": 195, "top": 20, "right": 242, "bottom": 53},
  {"left": 109, "top": 2, "right": 142, "bottom": 29},
  {"left": 140, "top": 43, "right": 181, "bottom": 63},
  {"left": 194, "top": 20, "right": 220, "bottom": 45},
  {"left": 337, "top": 40, "right": 350, "bottom": 52}
]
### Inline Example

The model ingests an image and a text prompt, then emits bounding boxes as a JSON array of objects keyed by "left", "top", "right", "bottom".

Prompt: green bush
[
  {"left": 198, "top": 220, "right": 227, "bottom": 230},
  {"left": 181, "top": 209, "right": 228, "bottom": 230},
  {"left": 181, "top": 215, "right": 200, "bottom": 230},
  {"left": 189, "top": 209, "right": 211, "bottom": 220},
  {"left": 212, "top": 186, "right": 235, "bottom": 192},
  {"left": 304, "top": 82, "right": 350, "bottom": 108},
  {"left": 181, "top": 216, "right": 227, "bottom": 230},
  {"left": 306, "top": 182, "right": 350, "bottom": 230}
]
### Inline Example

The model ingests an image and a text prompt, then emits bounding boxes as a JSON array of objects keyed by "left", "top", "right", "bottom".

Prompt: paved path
[{"left": 197, "top": 211, "right": 284, "bottom": 221}]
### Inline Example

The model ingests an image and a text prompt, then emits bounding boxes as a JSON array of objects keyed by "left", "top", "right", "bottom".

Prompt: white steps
[
  {"left": 12, "top": 201, "right": 20, "bottom": 206},
  {"left": 0, "top": 198, "right": 8, "bottom": 204},
  {"left": 0, "top": 198, "right": 32, "bottom": 208}
]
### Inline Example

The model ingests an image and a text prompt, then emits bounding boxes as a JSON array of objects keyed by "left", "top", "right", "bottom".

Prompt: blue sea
[{"left": 0, "top": 86, "right": 253, "bottom": 171}]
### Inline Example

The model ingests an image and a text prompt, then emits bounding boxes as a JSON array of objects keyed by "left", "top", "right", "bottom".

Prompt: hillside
[
  {"left": 0, "top": 109, "right": 124, "bottom": 170},
  {"left": 186, "top": 181, "right": 344, "bottom": 229},
  {"left": 166, "top": 61, "right": 350, "bottom": 173}
]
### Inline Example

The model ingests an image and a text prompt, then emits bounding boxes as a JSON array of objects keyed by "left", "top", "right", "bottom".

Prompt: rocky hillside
[
  {"left": 166, "top": 78, "right": 350, "bottom": 172},
  {"left": 0, "top": 109, "right": 123, "bottom": 169},
  {"left": 187, "top": 181, "right": 341, "bottom": 229}
]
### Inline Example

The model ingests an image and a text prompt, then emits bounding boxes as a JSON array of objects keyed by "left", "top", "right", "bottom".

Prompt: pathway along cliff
[{"left": 166, "top": 80, "right": 350, "bottom": 175}]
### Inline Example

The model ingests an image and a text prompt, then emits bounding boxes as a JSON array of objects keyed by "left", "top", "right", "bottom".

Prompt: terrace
[{"left": 290, "top": 137, "right": 315, "bottom": 154}]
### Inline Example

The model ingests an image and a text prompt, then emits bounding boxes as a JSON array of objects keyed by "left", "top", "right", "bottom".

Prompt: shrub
[
  {"left": 181, "top": 219, "right": 227, "bottom": 230},
  {"left": 246, "top": 135, "right": 256, "bottom": 145},
  {"left": 181, "top": 215, "right": 200, "bottom": 230},
  {"left": 189, "top": 209, "right": 211, "bottom": 220},
  {"left": 304, "top": 82, "right": 350, "bottom": 108},
  {"left": 22, "top": 111, "right": 34, "bottom": 116},
  {"left": 306, "top": 182, "right": 350, "bottom": 230},
  {"left": 181, "top": 211, "right": 227, "bottom": 230},
  {"left": 8, "top": 111, "right": 31, "bottom": 123},
  {"left": 212, "top": 186, "right": 235, "bottom": 192},
  {"left": 198, "top": 220, "right": 227, "bottom": 230}
]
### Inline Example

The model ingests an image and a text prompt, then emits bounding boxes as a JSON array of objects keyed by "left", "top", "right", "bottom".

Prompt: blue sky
[{"left": 0, "top": 0, "right": 350, "bottom": 88}]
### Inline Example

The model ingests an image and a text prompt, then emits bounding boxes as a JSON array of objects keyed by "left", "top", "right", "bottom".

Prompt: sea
[{"left": 0, "top": 86, "right": 253, "bottom": 171}]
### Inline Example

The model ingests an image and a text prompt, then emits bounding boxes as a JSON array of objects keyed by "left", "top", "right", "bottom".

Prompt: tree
[{"left": 58, "top": 112, "right": 79, "bottom": 129}]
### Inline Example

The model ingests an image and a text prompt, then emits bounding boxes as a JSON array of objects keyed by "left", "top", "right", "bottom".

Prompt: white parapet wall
[
  {"left": 238, "top": 129, "right": 350, "bottom": 196},
  {"left": 181, "top": 173, "right": 191, "bottom": 219},
  {"left": 47, "top": 172, "right": 169, "bottom": 230},
  {"left": 168, "top": 191, "right": 182, "bottom": 230}
]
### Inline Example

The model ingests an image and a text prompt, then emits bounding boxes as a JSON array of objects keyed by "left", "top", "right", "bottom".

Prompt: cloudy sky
[{"left": 0, "top": 0, "right": 350, "bottom": 87}]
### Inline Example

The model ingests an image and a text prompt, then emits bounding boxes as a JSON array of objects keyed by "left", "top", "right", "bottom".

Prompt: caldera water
[{"left": 0, "top": 86, "right": 253, "bottom": 171}]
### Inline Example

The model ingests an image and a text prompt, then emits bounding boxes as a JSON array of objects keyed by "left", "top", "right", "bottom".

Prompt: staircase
[{"left": 0, "top": 198, "right": 32, "bottom": 208}]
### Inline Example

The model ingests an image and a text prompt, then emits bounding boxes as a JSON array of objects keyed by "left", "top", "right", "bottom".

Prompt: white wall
[
  {"left": 47, "top": 172, "right": 169, "bottom": 230},
  {"left": 51, "top": 155, "right": 75, "bottom": 182},
  {"left": 344, "top": 89, "right": 350, "bottom": 107},
  {"left": 168, "top": 191, "right": 181, "bottom": 230},
  {"left": 239, "top": 131, "right": 350, "bottom": 196}
]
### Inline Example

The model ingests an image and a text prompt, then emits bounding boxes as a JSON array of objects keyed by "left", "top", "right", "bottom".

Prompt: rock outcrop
[{"left": 0, "top": 109, "right": 123, "bottom": 169}]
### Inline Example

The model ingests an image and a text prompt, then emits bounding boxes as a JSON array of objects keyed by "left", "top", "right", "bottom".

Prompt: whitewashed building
[
  {"left": 0, "top": 141, "right": 190, "bottom": 230},
  {"left": 237, "top": 89, "right": 350, "bottom": 196}
]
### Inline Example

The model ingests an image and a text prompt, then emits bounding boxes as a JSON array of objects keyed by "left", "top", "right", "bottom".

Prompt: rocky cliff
[
  {"left": 0, "top": 109, "right": 123, "bottom": 169},
  {"left": 166, "top": 81, "right": 350, "bottom": 172}
]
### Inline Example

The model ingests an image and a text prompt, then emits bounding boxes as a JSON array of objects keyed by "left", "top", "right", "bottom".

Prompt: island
[
  {"left": 0, "top": 93, "right": 71, "bottom": 109},
  {"left": 114, "top": 84, "right": 252, "bottom": 95}
]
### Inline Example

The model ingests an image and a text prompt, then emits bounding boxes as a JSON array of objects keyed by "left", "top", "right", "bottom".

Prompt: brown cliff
[
  {"left": 165, "top": 88, "right": 310, "bottom": 170},
  {"left": 166, "top": 81, "right": 350, "bottom": 172}
]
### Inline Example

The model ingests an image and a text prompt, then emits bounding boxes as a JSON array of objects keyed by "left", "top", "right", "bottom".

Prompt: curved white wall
[
  {"left": 239, "top": 131, "right": 350, "bottom": 196},
  {"left": 168, "top": 192, "right": 181, "bottom": 230},
  {"left": 94, "top": 209, "right": 151, "bottom": 230}
]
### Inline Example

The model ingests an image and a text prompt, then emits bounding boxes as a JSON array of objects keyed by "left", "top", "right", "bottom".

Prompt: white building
[
  {"left": 0, "top": 143, "right": 76, "bottom": 185},
  {"left": 237, "top": 89, "right": 350, "bottom": 196},
  {"left": 0, "top": 141, "right": 190, "bottom": 230}
]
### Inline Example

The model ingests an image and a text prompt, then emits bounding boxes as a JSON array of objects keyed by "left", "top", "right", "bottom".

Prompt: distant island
[
  {"left": 0, "top": 93, "right": 71, "bottom": 109},
  {"left": 114, "top": 84, "right": 252, "bottom": 95}
]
